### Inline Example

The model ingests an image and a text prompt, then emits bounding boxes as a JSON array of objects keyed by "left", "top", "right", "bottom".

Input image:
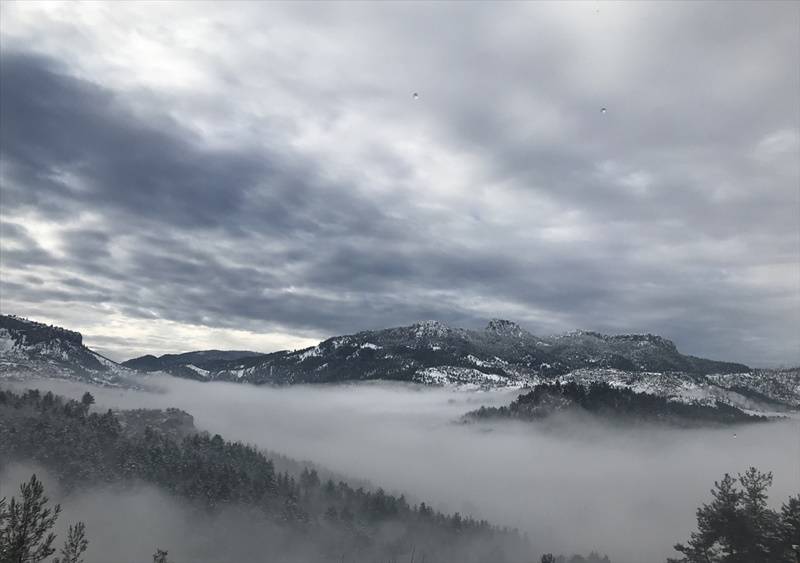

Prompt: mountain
[
  {"left": 124, "top": 319, "right": 749, "bottom": 386},
  {"left": 123, "top": 318, "right": 800, "bottom": 411},
  {"left": 4, "top": 314, "right": 798, "bottom": 412},
  {"left": 0, "top": 314, "right": 132, "bottom": 385},
  {"left": 122, "top": 350, "right": 265, "bottom": 380},
  {"left": 464, "top": 381, "right": 768, "bottom": 426}
]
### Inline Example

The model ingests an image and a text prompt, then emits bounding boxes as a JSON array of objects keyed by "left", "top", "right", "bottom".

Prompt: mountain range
[
  {"left": 123, "top": 318, "right": 749, "bottom": 384},
  {"left": 1, "top": 314, "right": 798, "bottom": 412}
]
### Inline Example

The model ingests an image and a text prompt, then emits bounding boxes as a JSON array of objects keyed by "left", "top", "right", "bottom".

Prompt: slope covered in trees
[
  {"left": 465, "top": 382, "right": 768, "bottom": 426},
  {"left": 0, "top": 387, "right": 531, "bottom": 562}
]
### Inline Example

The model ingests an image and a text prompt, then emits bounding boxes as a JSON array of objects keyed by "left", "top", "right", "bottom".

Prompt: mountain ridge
[
  {"left": 0, "top": 314, "right": 131, "bottom": 385},
  {"left": 3, "top": 314, "right": 798, "bottom": 412},
  {"left": 123, "top": 318, "right": 748, "bottom": 385}
]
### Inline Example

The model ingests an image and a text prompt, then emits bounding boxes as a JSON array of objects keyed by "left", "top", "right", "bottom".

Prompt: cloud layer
[{"left": 1, "top": 2, "right": 798, "bottom": 364}]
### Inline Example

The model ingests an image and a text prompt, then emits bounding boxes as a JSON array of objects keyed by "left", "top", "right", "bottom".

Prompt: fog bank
[{"left": 5, "top": 376, "right": 798, "bottom": 563}]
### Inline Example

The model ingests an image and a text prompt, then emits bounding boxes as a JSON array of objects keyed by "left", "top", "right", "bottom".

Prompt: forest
[
  {"left": 0, "top": 387, "right": 528, "bottom": 562},
  {"left": 466, "top": 382, "right": 767, "bottom": 425}
]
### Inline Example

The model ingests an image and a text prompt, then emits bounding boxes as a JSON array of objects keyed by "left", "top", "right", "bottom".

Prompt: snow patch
[
  {"left": 185, "top": 364, "right": 210, "bottom": 377},
  {"left": 413, "top": 366, "right": 528, "bottom": 390},
  {"left": 0, "top": 329, "right": 17, "bottom": 353},
  {"left": 297, "top": 346, "right": 322, "bottom": 361}
]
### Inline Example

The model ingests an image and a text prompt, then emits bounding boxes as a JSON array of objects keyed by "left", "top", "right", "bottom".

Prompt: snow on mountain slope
[
  {"left": 114, "top": 318, "right": 797, "bottom": 413},
  {"left": 0, "top": 315, "right": 134, "bottom": 386},
  {"left": 707, "top": 368, "right": 800, "bottom": 408},
  {"left": 3, "top": 314, "right": 797, "bottom": 415},
  {"left": 551, "top": 368, "right": 795, "bottom": 412}
]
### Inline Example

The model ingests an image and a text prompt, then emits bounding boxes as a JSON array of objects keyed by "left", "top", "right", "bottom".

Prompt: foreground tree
[
  {"left": 53, "top": 523, "right": 88, "bottom": 563},
  {"left": 0, "top": 474, "right": 61, "bottom": 562},
  {"left": 669, "top": 467, "right": 800, "bottom": 563},
  {"left": 0, "top": 475, "right": 88, "bottom": 563}
]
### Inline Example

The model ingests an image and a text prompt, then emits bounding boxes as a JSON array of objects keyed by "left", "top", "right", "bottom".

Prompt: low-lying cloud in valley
[{"left": 4, "top": 377, "right": 796, "bottom": 563}]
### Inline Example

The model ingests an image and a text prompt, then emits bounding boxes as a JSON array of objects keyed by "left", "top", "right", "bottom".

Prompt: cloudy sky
[{"left": 0, "top": 1, "right": 798, "bottom": 365}]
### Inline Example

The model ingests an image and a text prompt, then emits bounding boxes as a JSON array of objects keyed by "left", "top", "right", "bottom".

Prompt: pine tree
[
  {"left": 80, "top": 393, "right": 95, "bottom": 416},
  {"left": 669, "top": 467, "right": 795, "bottom": 563},
  {"left": 778, "top": 496, "right": 800, "bottom": 562},
  {"left": 738, "top": 468, "right": 780, "bottom": 560},
  {"left": 53, "top": 523, "right": 88, "bottom": 563},
  {"left": 0, "top": 474, "right": 61, "bottom": 563}
]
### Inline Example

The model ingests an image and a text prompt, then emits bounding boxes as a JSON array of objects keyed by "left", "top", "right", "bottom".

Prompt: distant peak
[
  {"left": 611, "top": 333, "right": 678, "bottom": 350},
  {"left": 410, "top": 320, "right": 452, "bottom": 337},
  {"left": 485, "top": 319, "right": 529, "bottom": 338},
  {"left": 555, "top": 330, "right": 678, "bottom": 351},
  {"left": 412, "top": 320, "right": 449, "bottom": 328}
]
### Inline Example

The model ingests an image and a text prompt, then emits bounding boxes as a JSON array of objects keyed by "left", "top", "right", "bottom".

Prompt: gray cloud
[{"left": 0, "top": 2, "right": 798, "bottom": 365}]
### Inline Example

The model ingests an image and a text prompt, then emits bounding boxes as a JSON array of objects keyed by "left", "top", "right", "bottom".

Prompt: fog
[
  {"left": 4, "top": 376, "right": 798, "bottom": 563},
  {"left": 0, "top": 462, "right": 419, "bottom": 563}
]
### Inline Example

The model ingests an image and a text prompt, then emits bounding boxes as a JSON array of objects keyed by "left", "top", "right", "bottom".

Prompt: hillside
[
  {"left": 0, "top": 386, "right": 532, "bottom": 563},
  {"left": 0, "top": 315, "right": 132, "bottom": 385},
  {"left": 464, "top": 381, "right": 769, "bottom": 426},
  {"left": 122, "top": 350, "right": 265, "bottom": 380}
]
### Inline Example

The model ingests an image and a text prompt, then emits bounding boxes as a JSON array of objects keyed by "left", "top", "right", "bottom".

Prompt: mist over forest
[{"left": 2, "top": 376, "right": 797, "bottom": 563}]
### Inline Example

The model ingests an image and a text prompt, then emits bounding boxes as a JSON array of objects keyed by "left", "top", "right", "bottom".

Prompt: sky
[{"left": 0, "top": 1, "right": 798, "bottom": 365}]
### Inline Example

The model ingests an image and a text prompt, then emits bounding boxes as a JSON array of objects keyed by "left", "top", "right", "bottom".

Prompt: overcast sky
[{"left": 0, "top": 1, "right": 798, "bottom": 365}]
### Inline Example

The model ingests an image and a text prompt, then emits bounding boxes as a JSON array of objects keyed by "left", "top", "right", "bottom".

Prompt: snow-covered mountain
[
  {"left": 122, "top": 318, "right": 798, "bottom": 410},
  {"left": 124, "top": 319, "right": 747, "bottom": 382},
  {"left": 0, "top": 315, "right": 133, "bottom": 385},
  {"left": 3, "top": 314, "right": 798, "bottom": 412}
]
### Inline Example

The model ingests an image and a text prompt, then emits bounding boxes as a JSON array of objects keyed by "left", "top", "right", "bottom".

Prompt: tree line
[{"left": 468, "top": 381, "right": 766, "bottom": 425}]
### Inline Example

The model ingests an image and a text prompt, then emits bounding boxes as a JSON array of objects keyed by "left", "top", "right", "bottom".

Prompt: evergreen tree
[
  {"left": 0, "top": 474, "right": 61, "bottom": 563},
  {"left": 778, "top": 496, "right": 800, "bottom": 562},
  {"left": 669, "top": 468, "right": 796, "bottom": 563},
  {"left": 53, "top": 523, "right": 88, "bottom": 563}
]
